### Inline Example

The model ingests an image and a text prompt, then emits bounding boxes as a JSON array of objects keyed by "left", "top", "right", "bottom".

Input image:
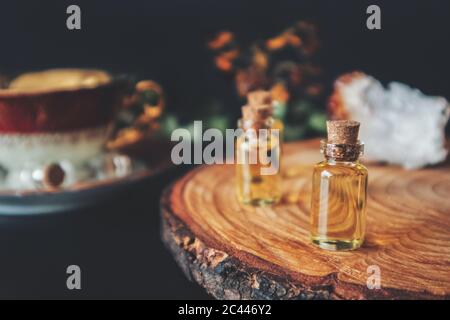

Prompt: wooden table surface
[{"left": 161, "top": 139, "right": 450, "bottom": 300}]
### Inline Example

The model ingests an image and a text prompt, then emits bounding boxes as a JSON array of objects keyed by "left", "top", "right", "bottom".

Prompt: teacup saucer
[{"left": 0, "top": 152, "right": 162, "bottom": 215}]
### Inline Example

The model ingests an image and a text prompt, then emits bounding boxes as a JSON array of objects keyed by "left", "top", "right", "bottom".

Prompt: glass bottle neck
[
  {"left": 324, "top": 158, "right": 360, "bottom": 165},
  {"left": 238, "top": 117, "right": 275, "bottom": 131}
]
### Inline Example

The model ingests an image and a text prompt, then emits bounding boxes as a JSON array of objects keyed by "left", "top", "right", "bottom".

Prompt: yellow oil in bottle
[
  {"left": 236, "top": 90, "right": 283, "bottom": 206},
  {"left": 273, "top": 119, "right": 284, "bottom": 142},
  {"left": 236, "top": 131, "right": 281, "bottom": 206},
  {"left": 310, "top": 160, "right": 368, "bottom": 251}
]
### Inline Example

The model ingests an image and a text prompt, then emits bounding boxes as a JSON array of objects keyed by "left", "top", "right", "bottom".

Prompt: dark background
[
  {"left": 0, "top": 0, "right": 449, "bottom": 299},
  {"left": 1, "top": 0, "right": 450, "bottom": 111}
]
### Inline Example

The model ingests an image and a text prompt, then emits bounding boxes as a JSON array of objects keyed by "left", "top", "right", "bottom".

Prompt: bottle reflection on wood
[{"left": 310, "top": 120, "right": 368, "bottom": 251}]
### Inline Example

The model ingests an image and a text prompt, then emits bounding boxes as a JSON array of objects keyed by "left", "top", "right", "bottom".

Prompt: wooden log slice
[{"left": 161, "top": 140, "right": 450, "bottom": 300}]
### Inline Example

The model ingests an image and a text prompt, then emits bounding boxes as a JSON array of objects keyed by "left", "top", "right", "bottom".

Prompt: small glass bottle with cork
[
  {"left": 247, "top": 91, "right": 284, "bottom": 142},
  {"left": 236, "top": 91, "right": 282, "bottom": 206},
  {"left": 310, "top": 120, "right": 368, "bottom": 251}
]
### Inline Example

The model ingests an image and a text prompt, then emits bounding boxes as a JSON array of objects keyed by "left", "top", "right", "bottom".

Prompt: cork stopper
[
  {"left": 242, "top": 104, "right": 272, "bottom": 121},
  {"left": 242, "top": 90, "right": 273, "bottom": 123},
  {"left": 327, "top": 120, "right": 360, "bottom": 144},
  {"left": 241, "top": 105, "right": 252, "bottom": 120},
  {"left": 247, "top": 90, "right": 272, "bottom": 106}
]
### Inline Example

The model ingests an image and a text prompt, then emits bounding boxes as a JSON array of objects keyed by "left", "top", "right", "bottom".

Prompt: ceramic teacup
[{"left": 0, "top": 69, "right": 163, "bottom": 188}]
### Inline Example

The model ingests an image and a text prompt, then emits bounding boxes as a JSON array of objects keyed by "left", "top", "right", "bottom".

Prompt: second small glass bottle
[
  {"left": 310, "top": 120, "right": 368, "bottom": 251},
  {"left": 236, "top": 91, "right": 282, "bottom": 206}
]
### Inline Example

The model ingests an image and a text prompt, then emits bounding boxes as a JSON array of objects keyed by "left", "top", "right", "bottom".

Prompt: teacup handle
[
  {"left": 108, "top": 80, "right": 165, "bottom": 150},
  {"left": 134, "top": 80, "right": 165, "bottom": 120}
]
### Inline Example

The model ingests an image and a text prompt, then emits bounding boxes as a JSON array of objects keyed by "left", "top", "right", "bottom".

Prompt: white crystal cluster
[{"left": 335, "top": 73, "right": 450, "bottom": 169}]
